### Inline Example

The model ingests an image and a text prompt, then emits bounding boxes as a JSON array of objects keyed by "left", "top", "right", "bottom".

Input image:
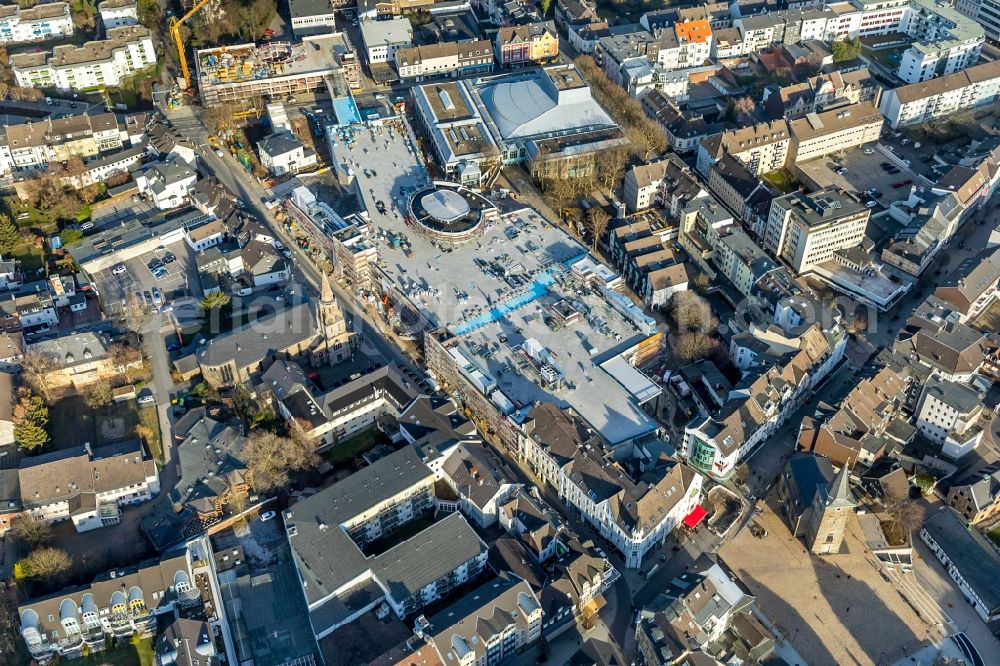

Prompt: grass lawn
[
  {"left": 989, "top": 527, "right": 1000, "bottom": 548},
  {"left": 10, "top": 242, "right": 46, "bottom": 275},
  {"left": 67, "top": 637, "right": 154, "bottom": 666},
  {"left": 763, "top": 169, "right": 799, "bottom": 193},
  {"left": 321, "top": 429, "right": 379, "bottom": 465},
  {"left": 49, "top": 394, "right": 141, "bottom": 451},
  {"left": 138, "top": 405, "right": 163, "bottom": 461}
]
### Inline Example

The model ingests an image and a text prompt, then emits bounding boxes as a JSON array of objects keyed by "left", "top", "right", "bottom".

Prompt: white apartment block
[
  {"left": 955, "top": 0, "right": 1000, "bottom": 42},
  {"left": 788, "top": 101, "right": 884, "bottom": 163},
  {"left": 879, "top": 60, "right": 1000, "bottom": 128},
  {"left": 97, "top": 0, "right": 139, "bottom": 29},
  {"left": 914, "top": 375, "right": 985, "bottom": 458},
  {"left": 765, "top": 189, "right": 870, "bottom": 274},
  {"left": 897, "top": 0, "right": 983, "bottom": 83},
  {"left": 394, "top": 40, "right": 494, "bottom": 81},
  {"left": 697, "top": 120, "right": 791, "bottom": 177},
  {"left": 11, "top": 26, "right": 156, "bottom": 92},
  {"left": 0, "top": 3, "right": 73, "bottom": 44},
  {"left": 0, "top": 112, "right": 124, "bottom": 176}
]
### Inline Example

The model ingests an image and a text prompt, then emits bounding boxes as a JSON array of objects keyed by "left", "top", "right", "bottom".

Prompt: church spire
[
  {"left": 320, "top": 271, "right": 334, "bottom": 304},
  {"left": 826, "top": 464, "right": 855, "bottom": 508}
]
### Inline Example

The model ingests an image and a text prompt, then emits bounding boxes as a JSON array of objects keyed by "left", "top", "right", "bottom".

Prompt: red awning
[{"left": 683, "top": 504, "right": 708, "bottom": 529}]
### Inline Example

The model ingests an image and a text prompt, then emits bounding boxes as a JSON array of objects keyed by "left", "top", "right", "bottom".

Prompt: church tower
[
  {"left": 808, "top": 464, "right": 856, "bottom": 555},
  {"left": 316, "top": 272, "right": 353, "bottom": 364}
]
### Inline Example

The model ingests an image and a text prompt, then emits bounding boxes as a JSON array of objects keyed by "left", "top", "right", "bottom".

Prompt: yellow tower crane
[{"left": 169, "top": 0, "right": 213, "bottom": 91}]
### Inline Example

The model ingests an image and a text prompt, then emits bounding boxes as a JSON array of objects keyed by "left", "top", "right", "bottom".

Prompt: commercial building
[
  {"left": 921, "top": 508, "right": 1000, "bottom": 634},
  {"left": 289, "top": 0, "right": 338, "bottom": 36},
  {"left": 195, "top": 34, "right": 356, "bottom": 106},
  {"left": 519, "top": 403, "right": 703, "bottom": 569},
  {"left": 359, "top": 17, "right": 413, "bottom": 64},
  {"left": 394, "top": 40, "right": 494, "bottom": 81},
  {"left": 414, "top": 64, "right": 627, "bottom": 181},
  {"left": 285, "top": 446, "right": 488, "bottom": 638},
  {"left": 0, "top": 3, "right": 73, "bottom": 44},
  {"left": 787, "top": 101, "right": 883, "bottom": 163},
  {"left": 934, "top": 247, "right": 1000, "bottom": 323},
  {"left": 764, "top": 189, "right": 870, "bottom": 274},
  {"left": 494, "top": 22, "right": 559, "bottom": 67},
  {"left": 879, "top": 60, "right": 1000, "bottom": 128},
  {"left": 11, "top": 26, "right": 156, "bottom": 91},
  {"left": 681, "top": 324, "right": 846, "bottom": 480},
  {"left": 914, "top": 375, "right": 985, "bottom": 458}
]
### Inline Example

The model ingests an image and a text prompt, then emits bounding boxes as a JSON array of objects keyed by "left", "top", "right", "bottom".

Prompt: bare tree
[
  {"left": 596, "top": 147, "right": 627, "bottom": 192},
  {"left": 885, "top": 496, "right": 921, "bottom": 535},
  {"left": 109, "top": 342, "right": 143, "bottom": 371},
  {"left": 80, "top": 381, "right": 113, "bottom": 410},
  {"left": 10, "top": 513, "right": 52, "bottom": 548},
  {"left": 671, "top": 292, "right": 718, "bottom": 332},
  {"left": 692, "top": 272, "right": 710, "bottom": 294},
  {"left": 244, "top": 429, "right": 318, "bottom": 494},
  {"left": 586, "top": 207, "right": 611, "bottom": 251},
  {"left": 732, "top": 96, "right": 757, "bottom": 126},
  {"left": 675, "top": 332, "right": 719, "bottom": 361}
]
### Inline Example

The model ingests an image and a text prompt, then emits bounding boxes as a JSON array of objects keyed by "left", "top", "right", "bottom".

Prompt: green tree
[
  {"left": 15, "top": 547, "right": 72, "bottom": 581},
  {"left": 0, "top": 213, "right": 19, "bottom": 254},
  {"left": 831, "top": 38, "right": 861, "bottom": 62},
  {"left": 540, "top": 0, "right": 553, "bottom": 16},
  {"left": 13, "top": 387, "right": 49, "bottom": 452},
  {"left": 201, "top": 290, "right": 232, "bottom": 311},
  {"left": 59, "top": 228, "right": 84, "bottom": 247}
]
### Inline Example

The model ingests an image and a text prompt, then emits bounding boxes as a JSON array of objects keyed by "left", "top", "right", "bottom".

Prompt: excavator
[{"left": 169, "top": 0, "right": 212, "bottom": 92}]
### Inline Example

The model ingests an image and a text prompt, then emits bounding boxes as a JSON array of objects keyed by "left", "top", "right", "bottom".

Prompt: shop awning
[{"left": 683, "top": 504, "right": 708, "bottom": 529}]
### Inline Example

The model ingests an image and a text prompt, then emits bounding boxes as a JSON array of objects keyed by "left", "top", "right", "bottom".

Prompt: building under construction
[{"left": 195, "top": 33, "right": 358, "bottom": 106}]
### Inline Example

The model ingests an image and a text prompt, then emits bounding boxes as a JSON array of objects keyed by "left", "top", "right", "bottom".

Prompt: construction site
[{"left": 194, "top": 33, "right": 358, "bottom": 106}]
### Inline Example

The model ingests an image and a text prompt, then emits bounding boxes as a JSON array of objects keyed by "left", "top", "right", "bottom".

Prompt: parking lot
[
  {"left": 794, "top": 146, "right": 922, "bottom": 210},
  {"left": 91, "top": 240, "right": 197, "bottom": 315}
]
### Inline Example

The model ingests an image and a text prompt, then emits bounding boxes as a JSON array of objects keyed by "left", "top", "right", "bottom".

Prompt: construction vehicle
[{"left": 169, "top": 0, "right": 212, "bottom": 91}]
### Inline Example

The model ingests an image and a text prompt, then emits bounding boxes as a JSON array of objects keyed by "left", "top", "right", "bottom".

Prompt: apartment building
[
  {"left": 934, "top": 247, "right": 1000, "bottom": 323},
  {"left": 914, "top": 375, "right": 985, "bottom": 458},
  {"left": 944, "top": 469, "right": 1000, "bottom": 526},
  {"left": 682, "top": 324, "right": 846, "bottom": 480},
  {"left": 286, "top": 449, "right": 488, "bottom": 637},
  {"left": 955, "top": 0, "right": 1000, "bottom": 42},
  {"left": 622, "top": 153, "right": 707, "bottom": 213},
  {"left": 879, "top": 60, "right": 1000, "bottom": 128},
  {"left": 18, "top": 540, "right": 208, "bottom": 662},
  {"left": 495, "top": 22, "right": 559, "bottom": 67},
  {"left": 18, "top": 441, "right": 159, "bottom": 533},
  {"left": 896, "top": 0, "right": 983, "bottom": 84},
  {"left": 0, "top": 112, "right": 123, "bottom": 176},
  {"left": 696, "top": 120, "right": 791, "bottom": 177},
  {"left": 764, "top": 189, "right": 870, "bottom": 274},
  {"left": 257, "top": 131, "right": 317, "bottom": 176},
  {"left": 519, "top": 403, "right": 703, "bottom": 569},
  {"left": 394, "top": 40, "right": 494, "bottom": 81},
  {"left": 11, "top": 26, "right": 156, "bottom": 91},
  {"left": 0, "top": 3, "right": 72, "bottom": 44},
  {"left": 423, "top": 573, "right": 543, "bottom": 665},
  {"left": 441, "top": 443, "right": 520, "bottom": 528},
  {"left": 97, "top": 0, "right": 138, "bottom": 29},
  {"left": 360, "top": 17, "right": 413, "bottom": 64},
  {"left": 787, "top": 101, "right": 883, "bottom": 163}
]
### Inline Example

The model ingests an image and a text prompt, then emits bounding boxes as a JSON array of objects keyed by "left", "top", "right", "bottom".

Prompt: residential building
[
  {"left": 240, "top": 240, "right": 289, "bottom": 287},
  {"left": 498, "top": 489, "right": 566, "bottom": 564},
  {"left": 257, "top": 130, "right": 317, "bottom": 176},
  {"left": 27, "top": 332, "right": 116, "bottom": 389},
  {"left": 696, "top": 119, "right": 791, "bottom": 177},
  {"left": 764, "top": 68, "right": 880, "bottom": 120},
  {"left": 682, "top": 324, "right": 846, "bottom": 480},
  {"left": 164, "top": 412, "right": 247, "bottom": 520},
  {"left": 921, "top": 508, "right": 1000, "bottom": 633},
  {"left": 0, "top": 330, "right": 24, "bottom": 371},
  {"left": 764, "top": 189, "right": 870, "bottom": 274},
  {"left": 787, "top": 101, "right": 883, "bottom": 163},
  {"left": 495, "top": 22, "right": 559, "bottom": 67},
  {"left": 706, "top": 153, "right": 778, "bottom": 230},
  {"left": 878, "top": 59, "right": 1000, "bottom": 128},
  {"left": 622, "top": 153, "right": 707, "bottom": 213},
  {"left": 155, "top": 618, "right": 219, "bottom": 666},
  {"left": 896, "top": 0, "right": 983, "bottom": 84},
  {"left": 914, "top": 375, "right": 985, "bottom": 458},
  {"left": 933, "top": 246, "right": 1000, "bottom": 323},
  {"left": 955, "top": 0, "right": 1000, "bottom": 43},
  {"left": 945, "top": 469, "right": 1000, "bottom": 526},
  {"left": 441, "top": 442, "right": 521, "bottom": 527},
  {"left": 641, "top": 90, "right": 722, "bottom": 154},
  {"left": 18, "top": 540, "right": 207, "bottom": 662},
  {"left": 135, "top": 158, "right": 198, "bottom": 210},
  {"left": 97, "top": 0, "right": 138, "bottom": 29},
  {"left": 18, "top": 441, "right": 159, "bottom": 532},
  {"left": 889, "top": 297, "right": 989, "bottom": 386},
  {"left": 11, "top": 25, "right": 156, "bottom": 91},
  {"left": 421, "top": 573, "right": 543, "bottom": 665},
  {"left": 289, "top": 0, "right": 338, "bottom": 36},
  {"left": 360, "top": 17, "right": 413, "bottom": 64},
  {"left": 0, "top": 112, "right": 123, "bottom": 177},
  {"left": 519, "top": 403, "right": 703, "bottom": 569},
  {"left": 0, "top": 3, "right": 73, "bottom": 44},
  {"left": 395, "top": 40, "right": 494, "bottom": 81},
  {"left": 286, "top": 451, "right": 488, "bottom": 637},
  {"left": 636, "top": 556, "right": 774, "bottom": 665}
]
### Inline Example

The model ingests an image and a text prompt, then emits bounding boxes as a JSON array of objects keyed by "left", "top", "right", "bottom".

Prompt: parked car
[
  {"left": 112, "top": 263, "right": 127, "bottom": 275},
  {"left": 166, "top": 342, "right": 182, "bottom": 352},
  {"left": 137, "top": 393, "right": 155, "bottom": 405},
  {"left": 863, "top": 147, "right": 876, "bottom": 155},
  {"left": 143, "top": 291, "right": 153, "bottom": 307},
  {"left": 236, "top": 287, "right": 252, "bottom": 297},
  {"left": 162, "top": 251, "right": 176, "bottom": 264},
  {"left": 152, "top": 288, "right": 163, "bottom": 306},
  {"left": 260, "top": 511, "right": 276, "bottom": 522},
  {"left": 214, "top": 148, "right": 224, "bottom": 157},
  {"left": 148, "top": 258, "right": 163, "bottom": 271}
]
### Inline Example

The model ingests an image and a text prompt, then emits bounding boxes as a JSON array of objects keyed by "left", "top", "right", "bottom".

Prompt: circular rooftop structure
[
  {"left": 421, "top": 189, "right": 470, "bottom": 224},
  {"left": 408, "top": 182, "right": 497, "bottom": 243}
]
